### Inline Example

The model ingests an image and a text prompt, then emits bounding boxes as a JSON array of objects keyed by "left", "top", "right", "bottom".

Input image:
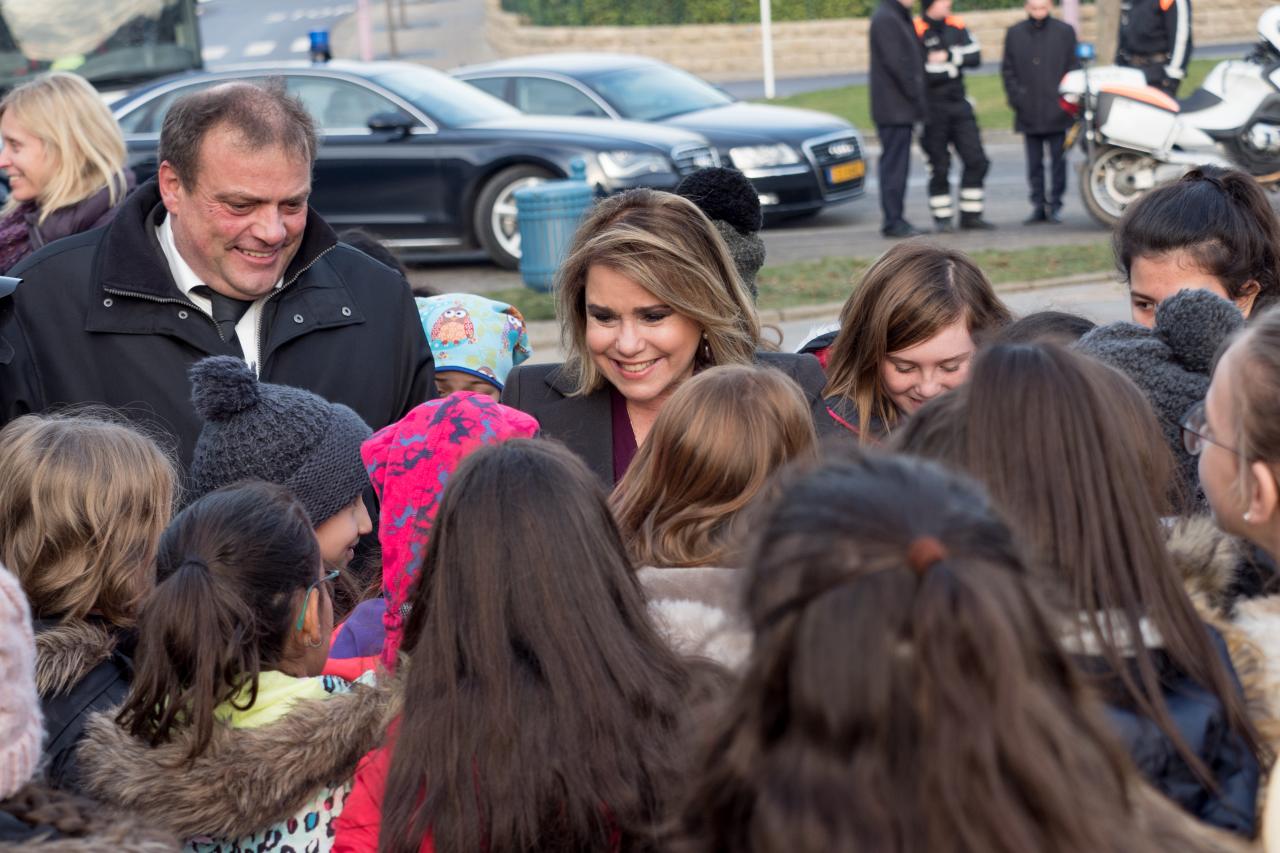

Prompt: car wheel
[{"left": 474, "top": 164, "right": 553, "bottom": 269}]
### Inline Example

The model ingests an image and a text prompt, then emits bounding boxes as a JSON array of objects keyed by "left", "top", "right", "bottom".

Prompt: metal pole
[
  {"left": 356, "top": 0, "right": 374, "bottom": 61},
  {"left": 760, "top": 0, "right": 776, "bottom": 99},
  {"left": 384, "top": 0, "right": 399, "bottom": 58},
  {"left": 1062, "top": 0, "right": 1079, "bottom": 30}
]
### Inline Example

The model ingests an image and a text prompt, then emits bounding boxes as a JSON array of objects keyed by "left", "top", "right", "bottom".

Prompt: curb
[{"left": 524, "top": 270, "right": 1117, "bottom": 350}]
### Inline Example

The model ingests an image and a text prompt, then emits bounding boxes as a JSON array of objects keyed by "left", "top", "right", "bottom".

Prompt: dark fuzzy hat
[
  {"left": 1074, "top": 289, "right": 1244, "bottom": 506},
  {"left": 186, "top": 356, "right": 373, "bottom": 525},
  {"left": 676, "top": 167, "right": 766, "bottom": 300}
]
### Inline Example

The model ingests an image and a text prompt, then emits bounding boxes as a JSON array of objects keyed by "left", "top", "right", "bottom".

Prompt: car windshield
[
  {"left": 587, "top": 65, "right": 733, "bottom": 121},
  {"left": 0, "top": 0, "right": 201, "bottom": 91},
  {"left": 372, "top": 66, "right": 521, "bottom": 126}
]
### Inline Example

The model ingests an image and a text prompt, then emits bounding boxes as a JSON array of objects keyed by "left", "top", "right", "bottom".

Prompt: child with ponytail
[
  {"left": 75, "top": 481, "right": 393, "bottom": 851},
  {"left": 672, "top": 453, "right": 1252, "bottom": 853}
]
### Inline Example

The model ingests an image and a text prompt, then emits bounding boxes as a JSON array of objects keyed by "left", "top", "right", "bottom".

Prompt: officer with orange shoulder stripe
[
  {"left": 915, "top": 0, "right": 995, "bottom": 232},
  {"left": 1118, "top": 0, "right": 1192, "bottom": 96}
]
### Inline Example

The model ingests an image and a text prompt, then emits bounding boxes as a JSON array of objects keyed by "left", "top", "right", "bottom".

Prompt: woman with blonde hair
[
  {"left": 810, "top": 241, "right": 1011, "bottom": 442},
  {"left": 612, "top": 364, "right": 818, "bottom": 668},
  {"left": 0, "top": 412, "right": 177, "bottom": 791},
  {"left": 502, "top": 188, "right": 834, "bottom": 485},
  {"left": 0, "top": 71, "right": 133, "bottom": 271}
]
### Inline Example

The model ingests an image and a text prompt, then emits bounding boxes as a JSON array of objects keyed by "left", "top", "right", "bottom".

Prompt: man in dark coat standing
[
  {"left": 0, "top": 80, "right": 435, "bottom": 467},
  {"left": 1002, "top": 0, "right": 1080, "bottom": 224},
  {"left": 870, "top": 0, "right": 928, "bottom": 238}
]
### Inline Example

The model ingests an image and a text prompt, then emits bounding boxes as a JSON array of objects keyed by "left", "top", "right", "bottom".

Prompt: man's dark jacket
[
  {"left": 869, "top": 0, "right": 927, "bottom": 126},
  {"left": 0, "top": 179, "right": 435, "bottom": 467},
  {"left": 1001, "top": 16, "right": 1080, "bottom": 134}
]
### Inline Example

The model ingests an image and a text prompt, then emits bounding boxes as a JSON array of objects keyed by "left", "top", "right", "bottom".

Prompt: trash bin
[{"left": 514, "top": 158, "right": 593, "bottom": 292}]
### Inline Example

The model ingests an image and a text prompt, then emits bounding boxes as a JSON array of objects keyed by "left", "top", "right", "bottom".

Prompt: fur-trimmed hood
[
  {"left": 34, "top": 619, "right": 121, "bottom": 698},
  {"left": 638, "top": 567, "right": 752, "bottom": 671},
  {"left": 0, "top": 781, "right": 178, "bottom": 852},
  {"left": 75, "top": 678, "right": 398, "bottom": 841}
]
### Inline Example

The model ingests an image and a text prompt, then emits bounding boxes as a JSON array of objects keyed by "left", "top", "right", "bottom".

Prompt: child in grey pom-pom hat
[
  {"left": 1074, "top": 289, "right": 1245, "bottom": 510},
  {"left": 186, "top": 356, "right": 374, "bottom": 571},
  {"left": 675, "top": 167, "right": 766, "bottom": 301}
]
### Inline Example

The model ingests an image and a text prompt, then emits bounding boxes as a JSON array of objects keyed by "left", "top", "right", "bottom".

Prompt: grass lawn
[
  {"left": 763, "top": 57, "right": 1217, "bottom": 133},
  {"left": 486, "top": 239, "right": 1116, "bottom": 321}
]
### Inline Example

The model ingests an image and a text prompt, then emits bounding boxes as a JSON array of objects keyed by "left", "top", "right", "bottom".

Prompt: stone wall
[{"left": 486, "top": 0, "right": 1267, "bottom": 80}]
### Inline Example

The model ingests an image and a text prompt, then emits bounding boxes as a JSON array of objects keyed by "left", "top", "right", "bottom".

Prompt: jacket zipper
[{"left": 101, "top": 243, "right": 340, "bottom": 352}]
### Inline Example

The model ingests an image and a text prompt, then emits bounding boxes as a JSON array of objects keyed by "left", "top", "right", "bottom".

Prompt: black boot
[
  {"left": 934, "top": 216, "right": 954, "bottom": 234},
  {"left": 1047, "top": 206, "right": 1064, "bottom": 224},
  {"left": 960, "top": 211, "right": 997, "bottom": 230},
  {"left": 1023, "top": 207, "right": 1048, "bottom": 225}
]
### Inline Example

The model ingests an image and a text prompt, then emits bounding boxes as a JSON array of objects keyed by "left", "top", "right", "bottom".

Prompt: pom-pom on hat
[
  {"left": 0, "top": 562, "right": 41, "bottom": 800},
  {"left": 186, "top": 356, "right": 373, "bottom": 525},
  {"left": 417, "top": 293, "right": 532, "bottom": 390},
  {"left": 675, "top": 167, "right": 767, "bottom": 300},
  {"left": 1074, "top": 289, "right": 1245, "bottom": 505}
]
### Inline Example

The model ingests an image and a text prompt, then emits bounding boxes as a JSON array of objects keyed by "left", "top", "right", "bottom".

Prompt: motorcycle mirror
[{"left": 1077, "top": 42, "right": 1097, "bottom": 62}]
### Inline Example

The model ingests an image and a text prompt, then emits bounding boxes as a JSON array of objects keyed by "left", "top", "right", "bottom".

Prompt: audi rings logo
[{"left": 826, "top": 141, "right": 857, "bottom": 158}]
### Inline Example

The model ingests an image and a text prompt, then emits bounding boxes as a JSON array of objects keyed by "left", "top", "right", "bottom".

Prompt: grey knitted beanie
[
  {"left": 1074, "top": 289, "right": 1244, "bottom": 503},
  {"left": 714, "top": 221, "right": 766, "bottom": 301},
  {"left": 186, "top": 356, "right": 373, "bottom": 525}
]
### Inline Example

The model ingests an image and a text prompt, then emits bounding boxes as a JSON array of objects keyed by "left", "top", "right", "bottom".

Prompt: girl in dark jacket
[
  {"left": 895, "top": 343, "right": 1266, "bottom": 836},
  {"left": 0, "top": 72, "right": 134, "bottom": 271},
  {"left": 0, "top": 413, "right": 177, "bottom": 793},
  {"left": 334, "top": 440, "right": 724, "bottom": 853},
  {"left": 671, "top": 453, "right": 1252, "bottom": 853}
]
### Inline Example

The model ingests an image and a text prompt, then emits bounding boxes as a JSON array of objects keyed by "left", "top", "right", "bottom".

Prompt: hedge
[{"left": 499, "top": 0, "right": 1080, "bottom": 25}]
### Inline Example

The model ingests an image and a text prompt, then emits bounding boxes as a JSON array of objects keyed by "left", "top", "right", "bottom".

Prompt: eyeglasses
[
  {"left": 295, "top": 569, "right": 340, "bottom": 632},
  {"left": 1181, "top": 401, "right": 1240, "bottom": 457}
]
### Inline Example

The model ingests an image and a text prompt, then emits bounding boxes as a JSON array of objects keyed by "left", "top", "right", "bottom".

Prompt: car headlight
[
  {"left": 596, "top": 150, "right": 672, "bottom": 180},
  {"left": 729, "top": 143, "right": 801, "bottom": 170}
]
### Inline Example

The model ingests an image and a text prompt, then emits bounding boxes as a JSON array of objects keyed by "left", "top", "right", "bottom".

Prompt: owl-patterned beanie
[
  {"left": 362, "top": 392, "right": 539, "bottom": 668},
  {"left": 416, "top": 293, "right": 532, "bottom": 390}
]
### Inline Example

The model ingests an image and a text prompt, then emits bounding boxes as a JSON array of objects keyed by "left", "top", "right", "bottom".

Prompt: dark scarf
[{"left": 0, "top": 203, "right": 33, "bottom": 273}]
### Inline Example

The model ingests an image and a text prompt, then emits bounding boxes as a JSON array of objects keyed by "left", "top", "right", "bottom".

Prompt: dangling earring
[{"left": 700, "top": 332, "right": 712, "bottom": 364}]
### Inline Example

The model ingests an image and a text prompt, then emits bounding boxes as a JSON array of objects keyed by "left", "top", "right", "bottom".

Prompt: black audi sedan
[
  {"left": 110, "top": 61, "right": 719, "bottom": 268},
  {"left": 453, "top": 53, "right": 866, "bottom": 221}
]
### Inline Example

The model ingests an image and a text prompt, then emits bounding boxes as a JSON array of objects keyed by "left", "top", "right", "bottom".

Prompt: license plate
[{"left": 827, "top": 161, "right": 865, "bottom": 184}]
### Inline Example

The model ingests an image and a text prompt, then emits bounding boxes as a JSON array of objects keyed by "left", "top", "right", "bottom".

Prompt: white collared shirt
[{"left": 156, "top": 214, "right": 277, "bottom": 373}]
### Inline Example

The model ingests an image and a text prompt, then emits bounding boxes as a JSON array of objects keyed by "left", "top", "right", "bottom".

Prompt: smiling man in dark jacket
[
  {"left": 870, "top": 0, "right": 928, "bottom": 238},
  {"left": 0, "top": 80, "right": 434, "bottom": 468},
  {"left": 1002, "top": 0, "right": 1080, "bottom": 224}
]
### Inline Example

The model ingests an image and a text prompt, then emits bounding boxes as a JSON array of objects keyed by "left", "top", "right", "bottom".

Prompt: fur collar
[
  {"left": 0, "top": 781, "right": 178, "bottom": 852},
  {"left": 638, "top": 567, "right": 752, "bottom": 670},
  {"left": 1166, "top": 516, "right": 1242, "bottom": 615},
  {"left": 34, "top": 620, "right": 119, "bottom": 698},
  {"left": 76, "top": 679, "right": 398, "bottom": 840}
]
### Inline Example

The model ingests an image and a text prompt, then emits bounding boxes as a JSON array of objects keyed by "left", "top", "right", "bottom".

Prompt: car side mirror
[
  {"left": 1077, "top": 42, "right": 1096, "bottom": 62},
  {"left": 367, "top": 110, "right": 415, "bottom": 137}
]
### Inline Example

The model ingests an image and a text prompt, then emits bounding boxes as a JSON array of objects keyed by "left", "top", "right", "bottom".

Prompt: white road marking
[
  {"left": 201, "top": 45, "right": 229, "bottom": 61},
  {"left": 290, "top": 37, "right": 310, "bottom": 53},
  {"left": 243, "top": 40, "right": 276, "bottom": 57}
]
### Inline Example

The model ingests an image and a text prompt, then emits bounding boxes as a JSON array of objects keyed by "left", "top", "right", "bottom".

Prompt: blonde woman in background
[
  {"left": 611, "top": 364, "right": 818, "bottom": 668},
  {"left": 0, "top": 71, "right": 133, "bottom": 271}
]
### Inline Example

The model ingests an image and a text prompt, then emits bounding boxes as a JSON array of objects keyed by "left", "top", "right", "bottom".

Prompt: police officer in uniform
[
  {"left": 1118, "top": 0, "right": 1192, "bottom": 96},
  {"left": 916, "top": 0, "right": 995, "bottom": 231}
]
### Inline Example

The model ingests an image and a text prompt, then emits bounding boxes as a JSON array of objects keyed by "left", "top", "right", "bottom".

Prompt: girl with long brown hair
[
  {"left": 612, "top": 364, "right": 818, "bottom": 668},
  {"left": 895, "top": 343, "right": 1265, "bottom": 836},
  {"left": 672, "top": 453, "right": 1250, "bottom": 853},
  {"left": 333, "top": 440, "right": 722, "bottom": 853},
  {"left": 815, "top": 241, "right": 1010, "bottom": 442}
]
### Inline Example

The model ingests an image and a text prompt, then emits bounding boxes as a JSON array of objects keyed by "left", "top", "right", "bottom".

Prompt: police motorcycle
[{"left": 1059, "top": 6, "right": 1280, "bottom": 226}]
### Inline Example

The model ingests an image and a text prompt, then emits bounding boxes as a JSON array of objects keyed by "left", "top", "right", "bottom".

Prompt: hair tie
[
  {"left": 906, "top": 536, "right": 948, "bottom": 574},
  {"left": 180, "top": 557, "right": 209, "bottom": 573}
]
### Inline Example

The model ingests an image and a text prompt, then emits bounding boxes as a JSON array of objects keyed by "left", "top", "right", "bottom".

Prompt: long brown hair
[
  {"left": 823, "top": 242, "right": 1011, "bottom": 440},
  {"left": 672, "top": 453, "right": 1177, "bottom": 853},
  {"left": 894, "top": 343, "right": 1265, "bottom": 782},
  {"left": 555, "top": 189, "right": 760, "bottom": 396},
  {"left": 378, "top": 440, "right": 722, "bottom": 853},
  {"left": 611, "top": 365, "right": 818, "bottom": 568},
  {"left": 0, "top": 412, "right": 177, "bottom": 627}
]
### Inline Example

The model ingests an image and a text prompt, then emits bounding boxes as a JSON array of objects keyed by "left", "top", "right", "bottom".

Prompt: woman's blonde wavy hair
[
  {"left": 555, "top": 188, "right": 761, "bottom": 396},
  {"left": 0, "top": 71, "right": 129, "bottom": 225},
  {"left": 611, "top": 364, "right": 817, "bottom": 568},
  {"left": 0, "top": 413, "right": 178, "bottom": 627}
]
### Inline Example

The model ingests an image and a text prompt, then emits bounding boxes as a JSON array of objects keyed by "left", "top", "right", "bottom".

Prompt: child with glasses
[{"left": 74, "top": 481, "right": 391, "bottom": 852}]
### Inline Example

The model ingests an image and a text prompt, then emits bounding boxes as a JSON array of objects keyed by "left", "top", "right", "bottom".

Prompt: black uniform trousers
[
  {"left": 920, "top": 100, "right": 990, "bottom": 216},
  {"left": 877, "top": 123, "right": 914, "bottom": 229},
  {"left": 1024, "top": 131, "right": 1067, "bottom": 213}
]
